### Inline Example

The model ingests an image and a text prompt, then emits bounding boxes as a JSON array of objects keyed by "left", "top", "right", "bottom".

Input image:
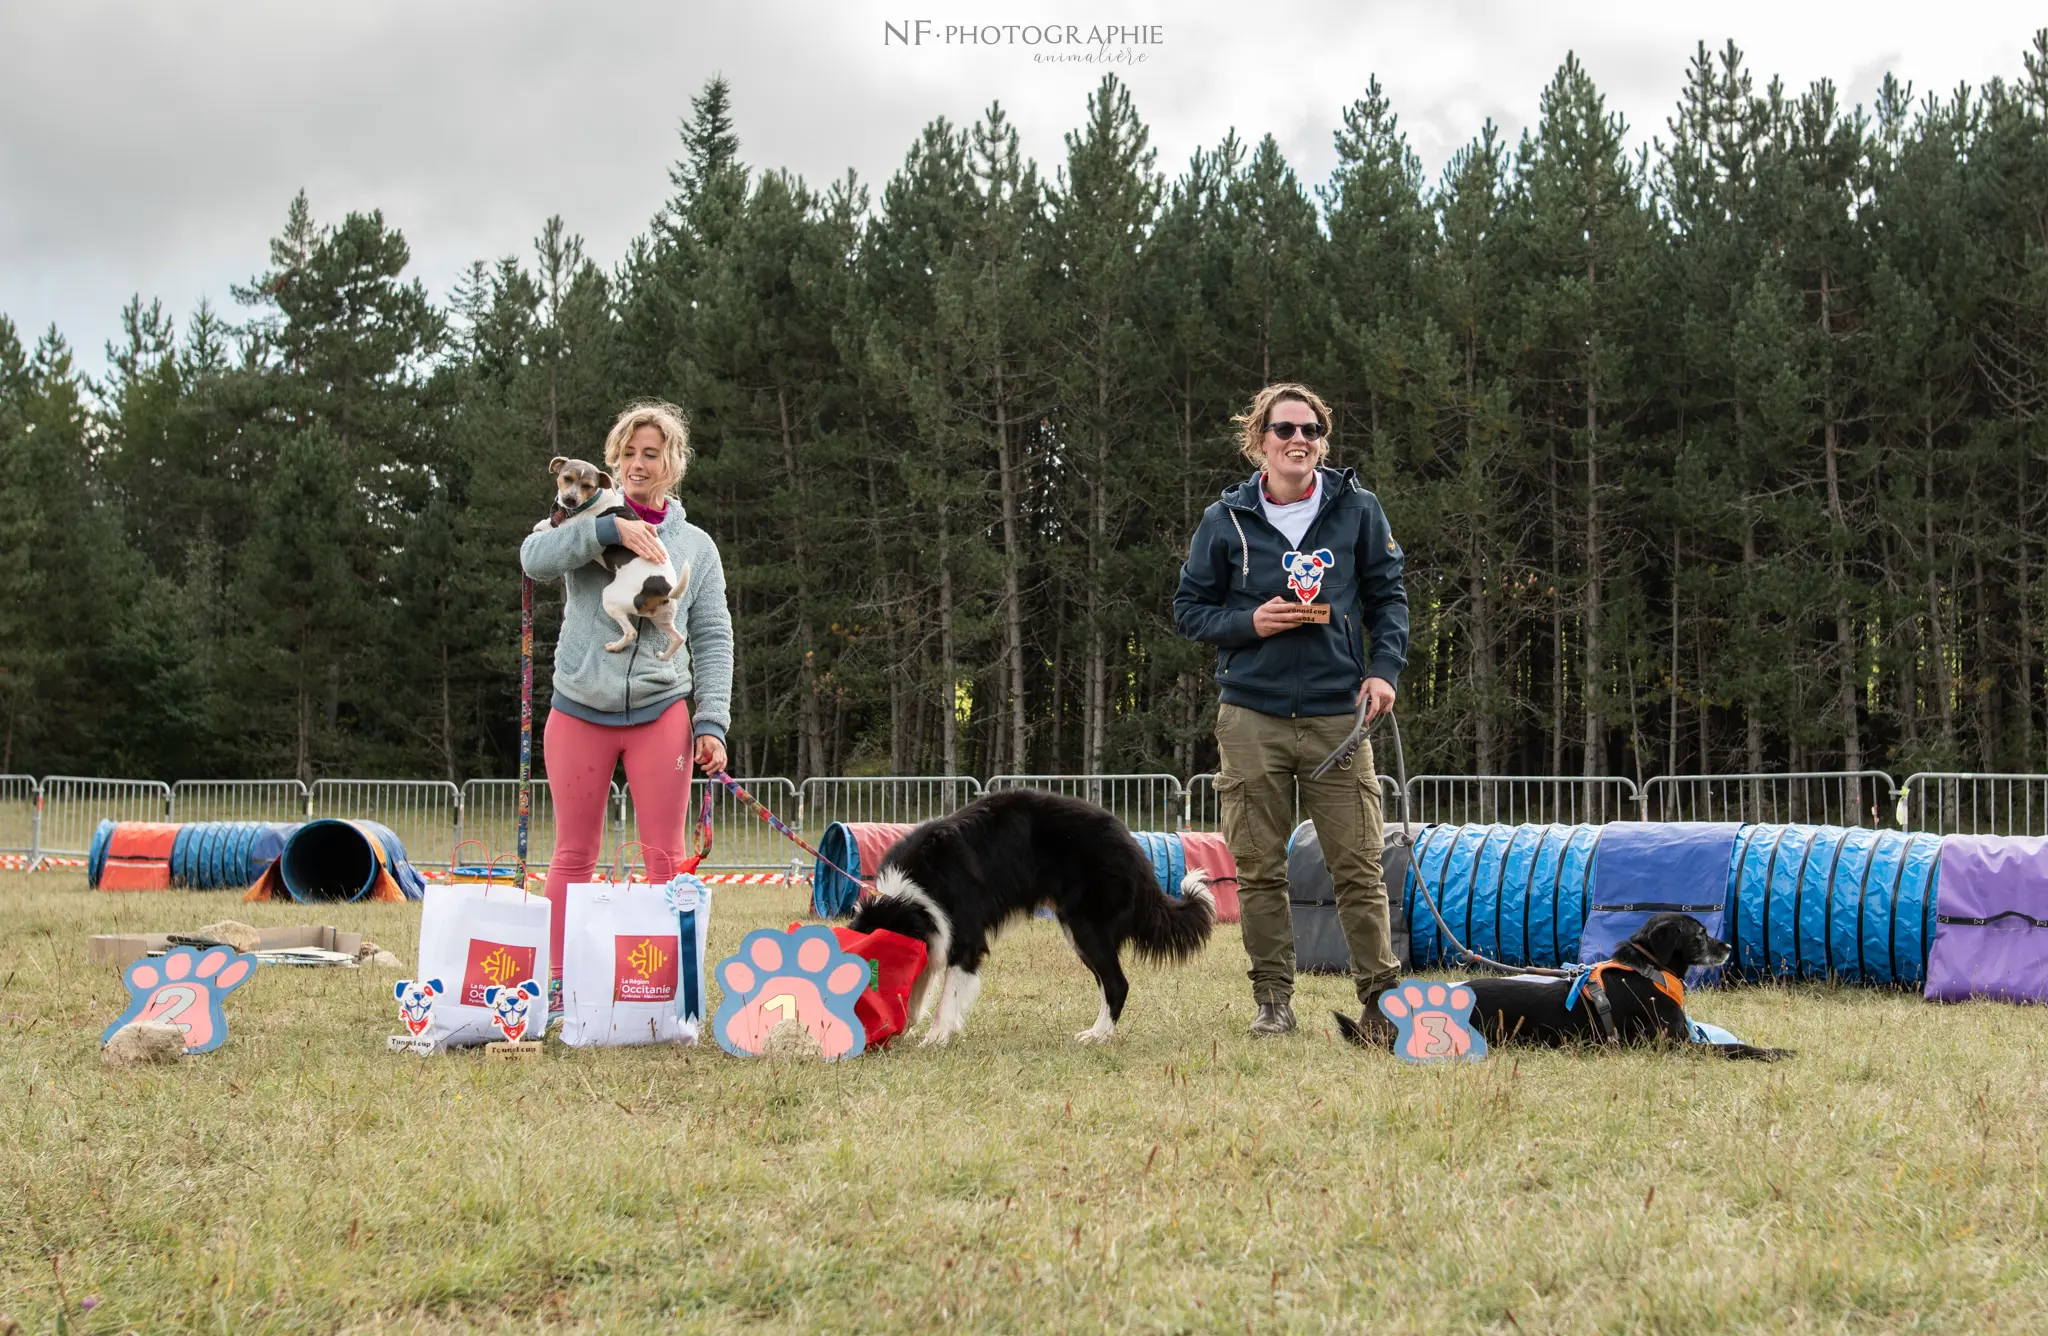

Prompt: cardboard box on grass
[{"left": 90, "top": 926, "right": 364, "bottom": 969}]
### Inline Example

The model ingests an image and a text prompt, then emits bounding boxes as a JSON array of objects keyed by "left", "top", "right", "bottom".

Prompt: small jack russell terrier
[{"left": 535, "top": 456, "right": 690, "bottom": 660}]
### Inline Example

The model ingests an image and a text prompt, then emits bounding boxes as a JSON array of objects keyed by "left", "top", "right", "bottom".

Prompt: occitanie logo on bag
[
  {"left": 462, "top": 939, "right": 537, "bottom": 1007},
  {"left": 614, "top": 934, "right": 679, "bottom": 1002}
]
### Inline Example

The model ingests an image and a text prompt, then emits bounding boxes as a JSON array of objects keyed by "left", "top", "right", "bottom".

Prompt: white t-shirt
[{"left": 1260, "top": 474, "right": 1320, "bottom": 549}]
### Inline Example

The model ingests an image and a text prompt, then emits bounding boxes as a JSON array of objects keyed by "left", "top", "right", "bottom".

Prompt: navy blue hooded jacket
[{"left": 1173, "top": 467, "right": 1409, "bottom": 718}]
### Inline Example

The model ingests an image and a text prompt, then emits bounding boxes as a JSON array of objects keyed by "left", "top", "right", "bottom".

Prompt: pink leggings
[{"left": 541, "top": 704, "right": 694, "bottom": 979}]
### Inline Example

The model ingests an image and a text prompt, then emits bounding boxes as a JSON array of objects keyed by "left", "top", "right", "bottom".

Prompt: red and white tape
[
  {"left": 5, "top": 855, "right": 87, "bottom": 872},
  {"left": 416, "top": 868, "right": 807, "bottom": 887}
]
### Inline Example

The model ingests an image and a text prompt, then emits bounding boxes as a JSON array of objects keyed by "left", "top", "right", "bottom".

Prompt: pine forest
[{"left": 5, "top": 38, "right": 2048, "bottom": 788}]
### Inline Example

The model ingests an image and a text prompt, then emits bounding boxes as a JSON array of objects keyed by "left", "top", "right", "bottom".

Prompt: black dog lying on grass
[{"left": 1336, "top": 912, "right": 1793, "bottom": 1061}]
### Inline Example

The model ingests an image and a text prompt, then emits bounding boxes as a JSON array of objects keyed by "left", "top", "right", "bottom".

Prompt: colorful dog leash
[{"left": 707, "top": 770, "right": 872, "bottom": 896}]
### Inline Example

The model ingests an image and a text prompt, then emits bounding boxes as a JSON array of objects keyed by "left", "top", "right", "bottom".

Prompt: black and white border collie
[{"left": 845, "top": 789, "right": 1216, "bottom": 1046}]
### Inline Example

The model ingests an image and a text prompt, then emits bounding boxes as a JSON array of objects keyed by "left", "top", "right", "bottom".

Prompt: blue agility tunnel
[
  {"left": 245, "top": 819, "right": 426, "bottom": 903},
  {"left": 1131, "top": 832, "right": 1189, "bottom": 899},
  {"left": 170, "top": 822, "right": 300, "bottom": 890},
  {"left": 1579, "top": 823, "right": 1743, "bottom": 988},
  {"left": 1403, "top": 824, "right": 1603, "bottom": 969},
  {"left": 87, "top": 819, "right": 114, "bottom": 888},
  {"left": 1399, "top": 820, "right": 1942, "bottom": 987},
  {"left": 1729, "top": 825, "right": 1942, "bottom": 986}
]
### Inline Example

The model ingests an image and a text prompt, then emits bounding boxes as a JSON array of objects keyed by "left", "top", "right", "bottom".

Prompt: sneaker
[{"left": 1249, "top": 1001, "right": 1297, "bottom": 1037}]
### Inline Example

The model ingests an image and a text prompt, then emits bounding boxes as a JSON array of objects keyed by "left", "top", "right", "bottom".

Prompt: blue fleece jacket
[{"left": 1174, "top": 466, "right": 1409, "bottom": 718}]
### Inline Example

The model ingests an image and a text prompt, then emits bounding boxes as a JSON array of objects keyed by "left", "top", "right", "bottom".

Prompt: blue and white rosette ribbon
[{"left": 666, "top": 874, "right": 711, "bottom": 1026}]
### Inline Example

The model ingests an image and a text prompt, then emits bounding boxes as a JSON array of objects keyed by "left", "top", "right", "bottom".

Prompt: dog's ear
[
  {"left": 548, "top": 456, "right": 568, "bottom": 474},
  {"left": 596, "top": 470, "right": 614, "bottom": 489}
]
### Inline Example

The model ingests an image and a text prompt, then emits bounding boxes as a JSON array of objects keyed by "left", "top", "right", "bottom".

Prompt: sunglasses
[{"left": 1265, "top": 420, "right": 1327, "bottom": 442}]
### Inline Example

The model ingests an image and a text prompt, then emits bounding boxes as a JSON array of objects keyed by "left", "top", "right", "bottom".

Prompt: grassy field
[{"left": 2, "top": 873, "right": 2044, "bottom": 1334}]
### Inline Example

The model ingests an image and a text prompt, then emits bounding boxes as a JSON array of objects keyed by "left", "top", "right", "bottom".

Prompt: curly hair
[
  {"left": 1230, "top": 383, "right": 1333, "bottom": 468},
  {"left": 602, "top": 400, "right": 694, "bottom": 499}
]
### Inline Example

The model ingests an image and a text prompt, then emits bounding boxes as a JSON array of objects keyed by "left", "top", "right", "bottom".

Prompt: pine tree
[
  {"left": 1051, "top": 81, "right": 1159, "bottom": 770},
  {"left": 1515, "top": 54, "right": 1656, "bottom": 776}
]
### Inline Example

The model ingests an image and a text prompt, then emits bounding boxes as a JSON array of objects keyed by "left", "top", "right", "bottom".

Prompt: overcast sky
[{"left": 3, "top": 1, "right": 2040, "bottom": 380}]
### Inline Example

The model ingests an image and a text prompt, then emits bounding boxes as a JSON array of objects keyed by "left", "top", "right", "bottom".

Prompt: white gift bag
[
  {"left": 400, "top": 882, "right": 552, "bottom": 1051},
  {"left": 560, "top": 874, "right": 711, "bottom": 1047}
]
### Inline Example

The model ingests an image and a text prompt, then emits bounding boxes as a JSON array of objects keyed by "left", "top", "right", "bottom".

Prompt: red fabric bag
[{"left": 790, "top": 922, "right": 929, "bottom": 1048}]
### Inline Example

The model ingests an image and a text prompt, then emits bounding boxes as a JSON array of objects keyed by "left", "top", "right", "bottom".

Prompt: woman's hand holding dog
[{"left": 615, "top": 517, "right": 669, "bottom": 565}]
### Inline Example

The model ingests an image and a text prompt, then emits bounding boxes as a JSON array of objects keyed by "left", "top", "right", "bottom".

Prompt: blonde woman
[
  {"left": 1172, "top": 383, "right": 1408, "bottom": 1040},
  {"left": 520, "top": 401, "right": 733, "bottom": 1007}
]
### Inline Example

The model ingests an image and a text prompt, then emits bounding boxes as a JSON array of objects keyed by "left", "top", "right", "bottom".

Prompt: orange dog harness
[{"left": 1565, "top": 960, "right": 1687, "bottom": 1045}]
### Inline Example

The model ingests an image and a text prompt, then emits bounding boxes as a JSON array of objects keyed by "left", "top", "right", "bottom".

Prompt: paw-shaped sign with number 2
[
  {"left": 101, "top": 945, "right": 257, "bottom": 1055},
  {"left": 1378, "top": 980, "right": 1487, "bottom": 1064}
]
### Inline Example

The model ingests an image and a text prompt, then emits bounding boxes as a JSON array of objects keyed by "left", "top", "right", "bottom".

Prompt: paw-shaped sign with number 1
[
  {"left": 713, "top": 926, "right": 868, "bottom": 1060},
  {"left": 101, "top": 945, "right": 257, "bottom": 1054},
  {"left": 1379, "top": 980, "right": 1487, "bottom": 1064}
]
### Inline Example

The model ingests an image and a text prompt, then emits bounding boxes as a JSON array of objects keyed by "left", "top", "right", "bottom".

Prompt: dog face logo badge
[
  {"left": 1282, "top": 548, "right": 1335, "bottom": 603},
  {"left": 614, "top": 935, "right": 679, "bottom": 1003},
  {"left": 461, "top": 939, "right": 537, "bottom": 1008},
  {"left": 395, "top": 978, "right": 444, "bottom": 1037},
  {"left": 483, "top": 979, "right": 542, "bottom": 1042}
]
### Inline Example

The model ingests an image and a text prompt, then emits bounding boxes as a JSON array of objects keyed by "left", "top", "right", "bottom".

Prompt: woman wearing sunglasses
[{"left": 1172, "top": 382, "right": 1410, "bottom": 1041}]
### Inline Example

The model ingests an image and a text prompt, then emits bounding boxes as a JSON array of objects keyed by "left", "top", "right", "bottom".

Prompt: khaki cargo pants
[{"left": 1214, "top": 701, "right": 1401, "bottom": 1006}]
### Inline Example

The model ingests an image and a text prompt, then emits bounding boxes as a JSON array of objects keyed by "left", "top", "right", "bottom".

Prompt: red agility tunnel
[
  {"left": 1177, "top": 830, "right": 1241, "bottom": 923},
  {"left": 88, "top": 821, "right": 180, "bottom": 892},
  {"left": 812, "top": 822, "right": 917, "bottom": 917}
]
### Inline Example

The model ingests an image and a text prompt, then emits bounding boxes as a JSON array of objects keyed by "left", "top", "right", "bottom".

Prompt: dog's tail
[
  {"left": 1130, "top": 869, "right": 1216, "bottom": 963},
  {"left": 632, "top": 560, "right": 691, "bottom": 616}
]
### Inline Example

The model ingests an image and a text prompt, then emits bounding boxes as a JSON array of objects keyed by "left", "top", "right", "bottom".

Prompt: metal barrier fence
[
  {"left": 308, "top": 779, "right": 462, "bottom": 869},
  {"left": 1901, "top": 773, "right": 2048, "bottom": 837},
  {"left": 1406, "top": 775, "right": 1640, "bottom": 827},
  {"left": 1179, "top": 773, "right": 1404, "bottom": 833},
  {"left": 1, "top": 775, "right": 38, "bottom": 858},
  {"left": 1639, "top": 771, "right": 1898, "bottom": 828},
  {"left": 797, "top": 776, "right": 984, "bottom": 832},
  {"left": 170, "top": 779, "right": 309, "bottom": 824},
  {"left": 459, "top": 778, "right": 563, "bottom": 870},
  {"left": 23, "top": 767, "right": 2048, "bottom": 876},
  {"left": 986, "top": 774, "right": 1184, "bottom": 835},
  {"left": 34, "top": 777, "right": 173, "bottom": 864},
  {"left": 621, "top": 776, "right": 800, "bottom": 871}
]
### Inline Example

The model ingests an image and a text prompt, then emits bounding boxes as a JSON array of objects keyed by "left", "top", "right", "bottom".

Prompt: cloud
[{"left": 2, "top": 0, "right": 2037, "bottom": 376}]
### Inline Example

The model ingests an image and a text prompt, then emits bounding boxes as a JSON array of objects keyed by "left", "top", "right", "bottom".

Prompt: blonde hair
[
  {"left": 1231, "top": 382, "right": 1333, "bottom": 468},
  {"left": 603, "top": 400, "right": 694, "bottom": 498}
]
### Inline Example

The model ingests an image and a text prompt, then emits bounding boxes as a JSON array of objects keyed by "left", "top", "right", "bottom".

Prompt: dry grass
[{"left": 1, "top": 871, "right": 2044, "bottom": 1334}]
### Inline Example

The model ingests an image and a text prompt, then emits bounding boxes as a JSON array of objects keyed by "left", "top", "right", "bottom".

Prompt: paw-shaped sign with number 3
[
  {"left": 101, "top": 945, "right": 257, "bottom": 1054},
  {"left": 1379, "top": 980, "right": 1487, "bottom": 1064}
]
